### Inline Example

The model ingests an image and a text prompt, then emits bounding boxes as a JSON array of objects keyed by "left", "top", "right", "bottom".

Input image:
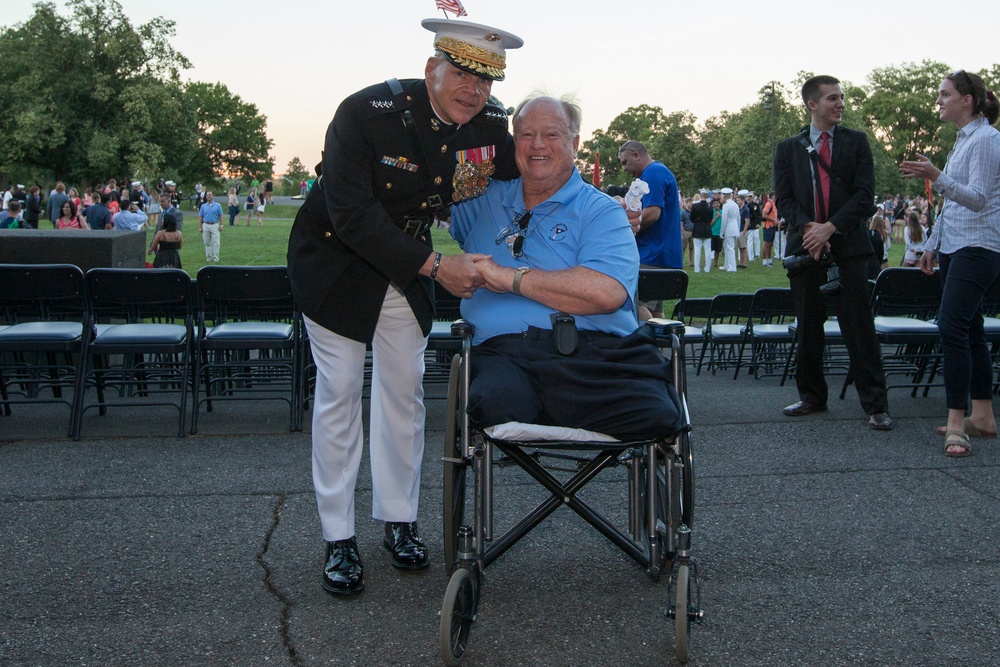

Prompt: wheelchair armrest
[
  {"left": 647, "top": 318, "right": 685, "bottom": 342},
  {"left": 451, "top": 319, "right": 473, "bottom": 338}
]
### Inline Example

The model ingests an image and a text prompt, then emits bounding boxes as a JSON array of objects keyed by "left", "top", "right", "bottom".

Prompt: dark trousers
[
  {"left": 790, "top": 254, "right": 888, "bottom": 414},
  {"left": 937, "top": 248, "right": 1000, "bottom": 410},
  {"left": 467, "top": 326, "right": 683, "bottom": 440}
]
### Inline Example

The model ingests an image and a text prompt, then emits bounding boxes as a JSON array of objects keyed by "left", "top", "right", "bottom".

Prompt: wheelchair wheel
[
  {"left": 440, "top": 567, "right": 477, "bottom": 667},
  {"left": 674, "top": 562, "right": 691, "bottom": 664},
  {"left": 443, "top": 354, "right": 467, "bottom": 573}
]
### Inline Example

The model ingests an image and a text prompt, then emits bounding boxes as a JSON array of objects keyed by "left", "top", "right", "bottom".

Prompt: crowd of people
[
  {"left": 1, "top": 178, "right": 181, "bottom": 231},
  {"left": 0, "top": 175, "right": 278, "bottom": 264},
  {"left": 604, "top": 182, "right": 948, "bottom": 280}
]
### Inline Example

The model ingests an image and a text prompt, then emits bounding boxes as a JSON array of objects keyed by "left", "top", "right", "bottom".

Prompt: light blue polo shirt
[
  {"left": 199, "top": 201, "right": 223, "bottom": 223},
  {"left": 112, "top": 209, "right": 147, "bottom": 231},
  {"left": 450, "top": 168, "right": 639, "bottom": 345}
]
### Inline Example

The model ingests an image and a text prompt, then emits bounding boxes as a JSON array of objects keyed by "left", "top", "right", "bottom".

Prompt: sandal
[
  {"left": 935, "top": 417, "right": 998, "bottom": 438},
  {"left": 944, "top": 429, "right": 971, "bottom": 458}
]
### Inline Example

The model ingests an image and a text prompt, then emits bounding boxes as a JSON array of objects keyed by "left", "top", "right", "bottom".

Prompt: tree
[
  {"left": 277, "top": 157, "right": 312, "bottom": 195},
  {"left": 0, "top": 0, "right": 273, "bottom": 190},
  {"left": 0, "top": 0, "right": 194, "bottom": 185},
  {"left": 704, "top": 82, "right": 803, "bottom": 193},
  {"left": 183, "top": 82, "right": 274, "bottom": 185},
  {"left": 860, "top": 60, "right": 954, "bottom": 181},
  {"left": 578, "top": 105, "right": 709, "bottom": 193}
]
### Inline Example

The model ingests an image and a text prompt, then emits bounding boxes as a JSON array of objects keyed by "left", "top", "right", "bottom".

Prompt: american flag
[{"left": 435, "top": 0, "right": 468, "bottom": 17}]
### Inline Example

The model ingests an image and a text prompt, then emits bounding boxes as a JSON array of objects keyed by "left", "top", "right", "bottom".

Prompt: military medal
[
  {"left": 452, "top": 145, "right": 496, "bottom": 202},
  {"left": 381, "top": 155, "right": 419, "bottom": 172}
]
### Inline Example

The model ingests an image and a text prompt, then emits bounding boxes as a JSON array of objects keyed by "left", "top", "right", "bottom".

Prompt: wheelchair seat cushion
[{"left": 485, "top": 422, "right": 621, "bottom": 443}]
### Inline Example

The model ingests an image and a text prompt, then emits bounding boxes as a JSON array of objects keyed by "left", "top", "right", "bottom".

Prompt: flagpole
[{"left": 441, "top": 9, "right": 449, "bottom": 18}]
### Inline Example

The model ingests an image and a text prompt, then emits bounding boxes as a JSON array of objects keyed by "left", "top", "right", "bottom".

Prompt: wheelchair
[{"left": 439, "top": 319, "right": 702, "bottom": 665}]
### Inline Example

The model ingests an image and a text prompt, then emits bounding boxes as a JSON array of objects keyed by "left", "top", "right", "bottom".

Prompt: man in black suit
[{"left": 773, "top": 75, "right": 891, "bottom": 431}]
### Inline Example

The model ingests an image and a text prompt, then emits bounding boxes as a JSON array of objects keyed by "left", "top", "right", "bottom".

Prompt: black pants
[
  {"left": 790, "top": 254, "right": 888, "bottom": 415},
  {"left": 938, "top": 247, "right": 1000, "bottom": 410},
  {"left": 467, "top": 325, "right": 684, "bottom": 440}
]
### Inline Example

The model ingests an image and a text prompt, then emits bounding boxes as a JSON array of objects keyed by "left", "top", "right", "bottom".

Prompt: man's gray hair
[{"left": 511, "top": 94, "right": 582, "bottom": 136}]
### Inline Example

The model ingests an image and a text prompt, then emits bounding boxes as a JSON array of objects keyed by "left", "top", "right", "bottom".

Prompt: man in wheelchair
[{"left": 450, "top": 95, "right": 683, "bottom": 439}]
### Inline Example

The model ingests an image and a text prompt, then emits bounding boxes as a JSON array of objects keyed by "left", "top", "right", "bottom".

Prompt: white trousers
[
  {"left": 747, "top": 228, "right": 760, "bottom": 261},
  {"left": 723, "top": 236, "right": 738, "bottom": 272},
  {"left": 693, "top": 238, "right": 713, "bottom": 273},
  {"left": 305, "top": 284, "right": 427, "bottom": 542},
  {"left": 202, "top": 223, "right": 220, "bottom": 261}
]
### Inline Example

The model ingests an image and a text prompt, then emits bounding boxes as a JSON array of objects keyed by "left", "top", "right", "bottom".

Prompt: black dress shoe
[
  {"left": 783, "top": 400, "right": 828, "bottom": 417},
  {"left": 868, "top": 412, "right": 893, "bottom": 431},
  {"left": 322, "top": 537, "right": 364, "bottom": 596},
  {"left": 383, "top": 522, "right": 430, "bottom": 571}
]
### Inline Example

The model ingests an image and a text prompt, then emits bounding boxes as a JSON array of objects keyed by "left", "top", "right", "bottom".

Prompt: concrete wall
[{"left": 0, "top": 229, "right": 146, "bottom": 272}]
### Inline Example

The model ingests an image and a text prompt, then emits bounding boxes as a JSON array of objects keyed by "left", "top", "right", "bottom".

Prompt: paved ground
[{"left": 2, "top": 362, "right": 999, "bottom": 666}]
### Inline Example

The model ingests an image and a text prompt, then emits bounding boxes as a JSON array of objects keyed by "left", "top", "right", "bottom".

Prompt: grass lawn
[{"left": 174, "top": 211, "right": 906, "bottom": 301}]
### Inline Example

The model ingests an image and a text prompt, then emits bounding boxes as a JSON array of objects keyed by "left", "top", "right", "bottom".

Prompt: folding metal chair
[
  {"left": 673, "top": 297, "right": 710, "bottom": 369},
  {"left": 733, "top": 287, "right": 796, "bottom": 380},
  {"left": 638, "top": 268, "right": 688, "bottom": 321},
  {"left": 840, "top": 267, "right": 942, "bottom": 398},
  {"left": 427, "top": 286, "right": 465, "bottom": 386},
  {"left": 191, "top": 266, "right": 303, "bottom": 433},
  {"left": 0, "top": 264, "right": 87, "bottom": 434},
  {"left": 73, "top": 268, "right": 193, "bottom": 439},
  {"left": 697, "top": 293, "right": 754, "bottom": 375}
]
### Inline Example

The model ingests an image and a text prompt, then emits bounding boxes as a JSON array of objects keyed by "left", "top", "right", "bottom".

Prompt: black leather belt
[{"left": 396, "top": 215, "right": 433, "bottom": 238}]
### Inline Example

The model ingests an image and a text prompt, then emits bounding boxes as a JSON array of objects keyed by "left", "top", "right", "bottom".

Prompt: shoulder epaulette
[
  {"left": 476, "top": 104, "right": 509, "bottom": 126},
  {"left": 360, "top": 79, "right": 415, "bottom": 118}
]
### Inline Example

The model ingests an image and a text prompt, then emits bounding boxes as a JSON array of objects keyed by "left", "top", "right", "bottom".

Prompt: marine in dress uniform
[{"left": 286, "top": 18, "right": 523, "bottom": 597}]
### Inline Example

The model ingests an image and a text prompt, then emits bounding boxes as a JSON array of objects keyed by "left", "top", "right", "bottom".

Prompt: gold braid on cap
[{"left": 435, "top": 36, "right": 505, "bottom": 79}]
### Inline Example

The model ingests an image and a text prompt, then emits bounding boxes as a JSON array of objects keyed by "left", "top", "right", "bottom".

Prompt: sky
[{"left": 7, "top": 0, "right": 1000, "bottom": 176}]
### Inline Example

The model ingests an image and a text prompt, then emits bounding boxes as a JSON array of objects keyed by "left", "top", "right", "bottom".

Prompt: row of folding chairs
[
  {"left": 0, "top": 264, "right": 304, "bottom": 439},
  {"left": 686, "top": 268, "right": 1000, "bottom": 396}
]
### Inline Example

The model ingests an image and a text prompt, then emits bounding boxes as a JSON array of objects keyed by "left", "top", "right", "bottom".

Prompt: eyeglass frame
[{"left": 494, "top": 210, "right": 533, "bottom": 258}]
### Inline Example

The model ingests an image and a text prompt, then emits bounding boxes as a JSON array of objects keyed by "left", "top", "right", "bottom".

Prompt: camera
[{"left": 783, "top": 250, "right": 842, "bottom": 295}]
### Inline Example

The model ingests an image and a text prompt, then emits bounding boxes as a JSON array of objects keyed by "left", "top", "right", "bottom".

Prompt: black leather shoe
[
  {"left": 383, "top": 522, "right": 430, "bottom": 571},
  {"left": 322, "top": 537, "right": 364, "bottom": 596},
  {"left": 783, "top": 400, "right": 828, "bottom": 417},
  {"left": 868, "top": 412, "right": 893, "bottom": 431}
]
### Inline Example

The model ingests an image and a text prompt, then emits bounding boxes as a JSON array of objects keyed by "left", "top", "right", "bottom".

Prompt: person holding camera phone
[{"left": 774, "top": 75, "right": 891, "bottom": 431}]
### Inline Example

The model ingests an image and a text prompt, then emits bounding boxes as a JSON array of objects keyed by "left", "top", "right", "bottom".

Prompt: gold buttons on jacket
[
  {"left": 440, "top": 145, "right": 448, "bottom": 153},
  {"left": 420, "top": 202, "right": 428, "bottom": 209},
  {"left": 434, "top": 176, "right": 443, "bottom": 185},
  {"left": 386, "top": 183, "right": 392, "bottom": 189},
  {"left": 324, "top": 231, "right": 332, "bottom": 238}
]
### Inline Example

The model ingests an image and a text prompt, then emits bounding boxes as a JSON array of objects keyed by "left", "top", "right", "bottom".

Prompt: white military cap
[
  {"left": 422, "top": 18, "right": 523, "bottom": 81},
  {"left": 737, "top": 189, "right": 749, "bottom": 196},
  {"left": 720, "top": 187, "right": 734, "bottom": 195}
]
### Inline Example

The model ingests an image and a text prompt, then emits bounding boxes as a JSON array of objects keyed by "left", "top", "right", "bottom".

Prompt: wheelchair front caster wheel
[
  {"left": 440, "top": 567, "right": 477, "bottom": 666},
  {"left": 674, "top": 563, "right": 691, "bottom": 664}
]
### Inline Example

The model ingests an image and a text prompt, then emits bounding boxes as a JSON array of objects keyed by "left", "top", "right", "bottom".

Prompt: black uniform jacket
[
  {"left": 773, "top": 125, "right": 876, "bottom": 259},
  {"left": 689, "top": 200, "right": 713, "bottom": 239},
  {"left": 287, "top": 78, "right": 516, "bottom": 343}
]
